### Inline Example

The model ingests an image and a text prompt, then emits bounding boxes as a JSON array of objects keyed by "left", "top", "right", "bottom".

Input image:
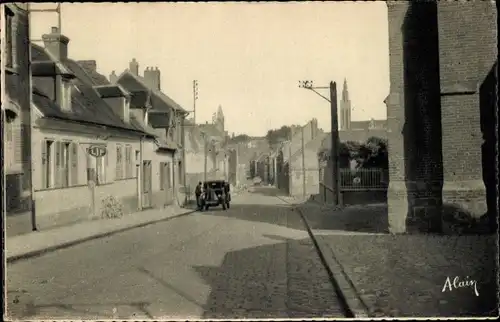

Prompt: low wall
[
  {"left": 32, "top": 179, "right": 138, "bottom": 231},
  {"left": 317, "top": 183, "right": 387, "bottom": 206}
]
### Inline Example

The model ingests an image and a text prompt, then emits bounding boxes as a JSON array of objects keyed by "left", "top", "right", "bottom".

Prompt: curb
[
  {"left": 277, "top": 196, "right": 371, "bottom": 318},
  {"left": 7, "top": 209, "right": 196, "bottom": 264}
]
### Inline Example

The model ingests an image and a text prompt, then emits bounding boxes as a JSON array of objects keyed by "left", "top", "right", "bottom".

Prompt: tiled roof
[
  {"left": 30, "top": 44, "right": 152, "bottom": 136},
  {"left": 77, "top": 61, "right": 110, "bottom": 86},
  {"left": 117, "top": 71, "right": 186, "bottom": 113}
]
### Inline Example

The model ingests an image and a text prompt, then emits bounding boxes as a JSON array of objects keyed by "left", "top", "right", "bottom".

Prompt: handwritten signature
[{"left": 442, "top": 276, "right": 479, "bottom": 297}]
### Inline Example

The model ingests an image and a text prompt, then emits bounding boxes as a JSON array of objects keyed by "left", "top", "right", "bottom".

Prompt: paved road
[{"left": 6, "top": 187, "right": 347, "bottom": 320}]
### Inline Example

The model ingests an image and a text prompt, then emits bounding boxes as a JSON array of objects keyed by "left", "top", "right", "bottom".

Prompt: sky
[{"left": 30, "top": 2, "right": 389, "bottom": 137}]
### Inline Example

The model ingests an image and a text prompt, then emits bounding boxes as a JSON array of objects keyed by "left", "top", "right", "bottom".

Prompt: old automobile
[{"left": 200, "top": 180, "right": 231, "bottom": 211}]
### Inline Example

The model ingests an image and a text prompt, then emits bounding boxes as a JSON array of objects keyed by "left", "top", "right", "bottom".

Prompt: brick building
[
  {"left": 385, "top": 1, "right": 497, "bottom": 233},
  {"left": 2, "top": 4, "right": 33, "bottom": 217}
]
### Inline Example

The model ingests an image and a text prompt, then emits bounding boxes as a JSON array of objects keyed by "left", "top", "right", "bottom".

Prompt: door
[{"left": 142, "top": 160, "right": 152, "bottom": 208}]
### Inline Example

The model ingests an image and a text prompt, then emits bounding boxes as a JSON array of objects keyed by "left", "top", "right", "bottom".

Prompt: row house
[
  {"left": 9, "top": 26, "right": 180, "bottom": 234},
  {"left": 111, "top": 60, "right": 189, "bottom": 201},
  {"left": 2, "top": 4, "right": 33, "bottom": 233}
]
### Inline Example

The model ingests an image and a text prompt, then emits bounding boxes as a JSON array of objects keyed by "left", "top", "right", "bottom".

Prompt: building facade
[
  {"left": 2, "top": 4, "right": 33, "bottom": 219},
  {"left": 385, "top": 1, "right": 497, "bottom": 233},
  {"left": 113, "top": 60, "right": 188, "bottom": 203}
]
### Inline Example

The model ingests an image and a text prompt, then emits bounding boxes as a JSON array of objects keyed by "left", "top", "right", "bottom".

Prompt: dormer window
[
  {"left": 123, "top": 97, "right": 130, "bottom": 123},
  {"left": 60, "top": 80, "right": 72, "bottom": 112}
]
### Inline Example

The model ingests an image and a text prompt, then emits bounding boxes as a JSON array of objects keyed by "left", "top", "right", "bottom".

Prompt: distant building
[{"left": 339, "top": 78, "right": 387, "bottom": 142}]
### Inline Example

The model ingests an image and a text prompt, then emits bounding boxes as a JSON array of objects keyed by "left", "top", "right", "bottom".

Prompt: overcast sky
[{"left": 30, "top": 2, "right": 389, "bottom": 137}]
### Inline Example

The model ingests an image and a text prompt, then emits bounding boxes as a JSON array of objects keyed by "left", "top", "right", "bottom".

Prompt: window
[
  {"left": 60, "top": 81, "right": 72, "bottom": 112},
  {"left": 4, "top": 9, "right": 16, "bottom": 69},
  {"left": 160, "top": 162, "right": 172, "bottom": 191},
  {"left": 41, "top": 140, "right": 79, "bottom": 189},
  {"left": 70, "top": 143, "right": 79, "bottom": 185},
  {"left": 3, "top": 109, "right": 21, "bottom": 171},
  {"left": 178, "top": 161, "right": 183, "bottom": 185},
  {"left": 116, "top": 145, "right": 123, "bottom": 179},
  {"left": 42, "top": 140, "right": 53, "bottom": 189}
]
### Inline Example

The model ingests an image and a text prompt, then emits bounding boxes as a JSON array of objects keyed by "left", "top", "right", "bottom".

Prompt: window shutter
[
  {"left": 54, "top": 141, "right": 61, "bottom": 187},
  {"left": 71, "top": 143, "right": 78, "bottom": 186},
  {"left": 116, "top": 145, "right": 122, "bottom": 180},
  {"left": 159, "top": 163, "right": 164, "bottom": 190},
  {"left": 13, "top": 120, "right": 22, "bottom": 165},
  {"left": 42, "top": 140, "right": 48, "bottom": 189}
]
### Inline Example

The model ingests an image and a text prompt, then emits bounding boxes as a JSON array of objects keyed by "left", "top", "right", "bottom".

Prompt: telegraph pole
[
  {"left": 28, "top": 3, "right": 63, "bottom": 230},
  {"left": 301, "top": 126, "right": 306, "bottom": 198},
  {"left": 298, "top": 80, "right": 340, "bottom": 206},
  {"left": 330, "top": 82, "right": 340, "bottom": 206}
]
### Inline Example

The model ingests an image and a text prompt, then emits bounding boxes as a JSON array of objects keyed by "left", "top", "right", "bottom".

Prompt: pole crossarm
[{"left": 298, "top": 80, "right": 331, "bottom": 103}]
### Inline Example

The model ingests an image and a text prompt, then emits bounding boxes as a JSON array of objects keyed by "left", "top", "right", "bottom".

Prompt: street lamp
[{"left": 299, "top": 80, "right": 341, "bottom": 206}]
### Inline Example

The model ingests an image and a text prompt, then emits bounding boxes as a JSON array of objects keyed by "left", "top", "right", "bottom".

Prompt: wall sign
[{"left": 87, "top": 145, "right": 107, "bottom": 158}]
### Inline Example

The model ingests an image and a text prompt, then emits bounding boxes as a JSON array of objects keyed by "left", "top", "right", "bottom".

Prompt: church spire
[
  {"left": 217, "top": 104, "right": 224, "bottom": 118},
  {"left": 342, "top": 78, "right": 349, "bottom": 102}
]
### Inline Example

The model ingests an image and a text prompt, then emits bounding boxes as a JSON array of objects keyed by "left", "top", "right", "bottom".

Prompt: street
[{"left": 6, "top": 187, "right": 347, "bottom": 319}]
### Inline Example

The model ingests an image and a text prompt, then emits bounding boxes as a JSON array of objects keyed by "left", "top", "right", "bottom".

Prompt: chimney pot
[{"left": 51, "top": 26, "right": 59, "bottom": 33}]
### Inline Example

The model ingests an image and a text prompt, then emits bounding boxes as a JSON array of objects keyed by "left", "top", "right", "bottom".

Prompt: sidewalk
[
  {"left": 6, "top": 205, "right": 196, "bottom": 263},
  {"left": 295, "top": 201, "right": 498, "bottom": 318}
]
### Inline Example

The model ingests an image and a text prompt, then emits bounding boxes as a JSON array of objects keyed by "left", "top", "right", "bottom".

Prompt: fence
[
  {"left": 318, "top": 168, "right": 388, "bottom": 205},
  {"left": 339, "top": 168, "right": 388, "bottom": 191}
]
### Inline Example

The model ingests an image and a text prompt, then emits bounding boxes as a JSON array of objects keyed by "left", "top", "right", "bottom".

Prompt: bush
[{"left": 101, "top": 195, "right": 124, "bottom": 219}]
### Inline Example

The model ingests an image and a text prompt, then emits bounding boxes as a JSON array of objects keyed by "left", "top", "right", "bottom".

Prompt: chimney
[
  {"left": 144, "top": 66, "right": 161, "bottom": 91},
  {"left": 77, "top": 60, "right": 97, "bottom": 72},
  {"left": 42, "top": 26, "right": 70, "bottom": 60},
  {"left": 129, "top": 58, "right": 139, "bottom": 75},
  {"left": 109, "top": 70, "right": 118, "bottom": 83}
]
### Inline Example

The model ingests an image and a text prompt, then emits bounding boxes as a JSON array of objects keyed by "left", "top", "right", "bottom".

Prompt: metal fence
[{"left": 339, "top": 168, "right": 387, "bottom": 191}]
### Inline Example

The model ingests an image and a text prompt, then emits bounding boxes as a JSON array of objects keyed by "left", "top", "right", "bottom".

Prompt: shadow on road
[
  {"left": 202, "top": 203, "right": 307, "bottom": 231},
  {"left": 299, "top": 200, "right": 390, "bottom": 234},
  {"left": 192, "top": 236, "right": 348, "bottom": 319}
]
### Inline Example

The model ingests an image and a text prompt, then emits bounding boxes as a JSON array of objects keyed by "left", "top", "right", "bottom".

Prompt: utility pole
[
  {"left": 298, "top": 80, "right": 341, "bottom": 206},
  {"left": 301, "top": 126, "right": 306, "bottom": 198},
  {"left": 330, "top": 81, "right": 340, "bottom": 206}
]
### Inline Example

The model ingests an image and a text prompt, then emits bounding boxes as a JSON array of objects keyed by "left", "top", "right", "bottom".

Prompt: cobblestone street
[{"left": 6, "top": 189, "right": 347, "bottom": 319}]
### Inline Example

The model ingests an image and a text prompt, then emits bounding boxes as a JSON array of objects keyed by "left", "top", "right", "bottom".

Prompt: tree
[
  {"left": 266, "top": 125, "right": 292, "bottom": 147},
  {"left": 229, "top": 134, "right": 251, "bottom": 144}
]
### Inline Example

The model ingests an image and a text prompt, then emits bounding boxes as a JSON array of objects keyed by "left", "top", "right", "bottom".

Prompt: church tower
[
  {"left": 216, "top": 105, "right": 225, "bottom": 133},
  {"left": 340, "top": 78, "right": 352, "bottom": 130}
]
